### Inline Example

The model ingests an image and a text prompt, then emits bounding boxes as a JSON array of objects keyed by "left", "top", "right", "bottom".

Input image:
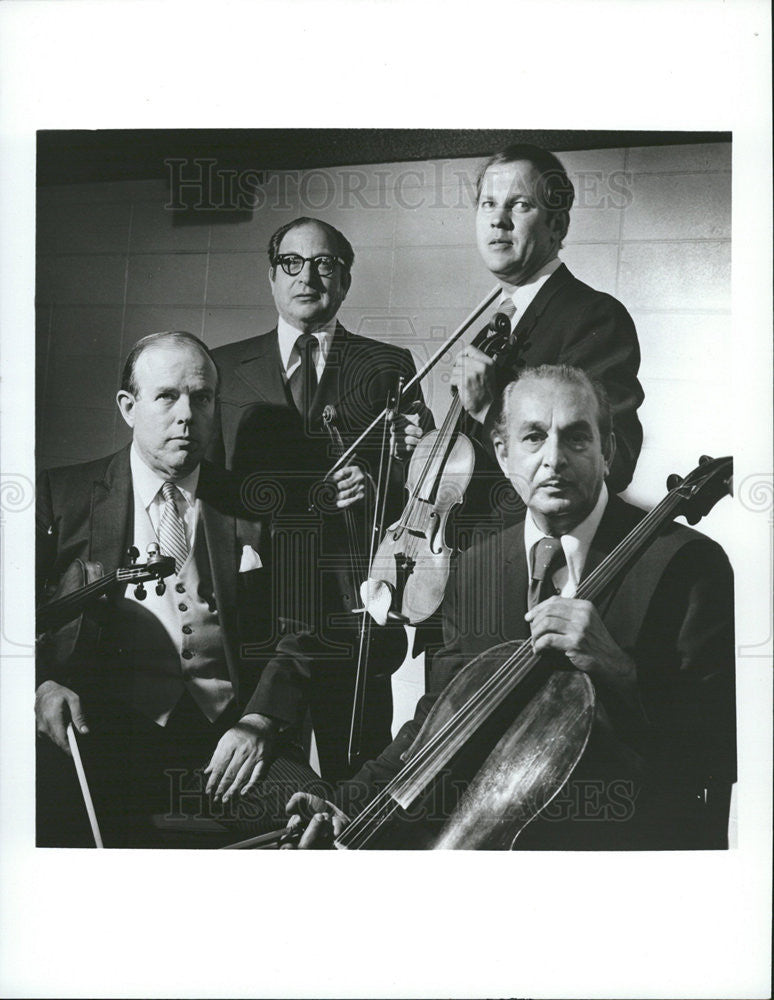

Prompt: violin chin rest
[{"left": 360, "top": 577, "right": 394, "bottom": 627}]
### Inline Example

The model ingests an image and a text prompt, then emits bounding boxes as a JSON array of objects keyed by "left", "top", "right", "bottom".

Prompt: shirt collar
[
  {"left": 501, "top": 256, "right": 562, "bottom": 318},
  {"left": 130, "top": 443, "right": 199, "bottom": 510},
  {"left": 277, "top": 315, "right": 338, "bottom": 372},
  {"left": 523, "top": 482, "right": 609, "bottom": 588}
]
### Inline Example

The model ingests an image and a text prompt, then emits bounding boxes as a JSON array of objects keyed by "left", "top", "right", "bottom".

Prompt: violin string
[
  {"left": 402, "top": 395, "right": 462, "bottom": 540},
  {"left": 39, "top": 572, "right": 118, "bottom": 620}
]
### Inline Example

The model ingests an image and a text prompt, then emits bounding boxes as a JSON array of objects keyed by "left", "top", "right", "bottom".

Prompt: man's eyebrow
[
  {"left": 560, "top": 419, "right": 594, "bottom": 434},
  {"left": 518, "top": 420, "right": 547, "bottom": 433}
]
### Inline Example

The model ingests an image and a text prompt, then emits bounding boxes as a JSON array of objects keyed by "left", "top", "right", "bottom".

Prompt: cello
[{"left": 331, "top": 454, "right": 734, "bottom": 849}]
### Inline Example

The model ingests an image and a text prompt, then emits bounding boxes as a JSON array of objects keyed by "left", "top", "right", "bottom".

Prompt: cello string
[
  {"left": 345, "top": 465, "right": 725, "bottom": 846},
  {"left": 341, "top": 640, "right": 534, "bottom": 846},
  {"left": 341, "top": 486, "right": 691, "bottom": 846}
]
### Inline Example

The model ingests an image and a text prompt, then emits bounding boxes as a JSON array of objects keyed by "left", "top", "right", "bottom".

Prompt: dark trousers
[{"left": 37, "top": 690, "right": 323, "bottom": 848}]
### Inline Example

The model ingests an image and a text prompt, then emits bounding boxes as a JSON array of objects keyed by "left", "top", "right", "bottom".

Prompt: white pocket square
[{"left": 239, "top": 545, "right": 263, "bottom": 572}]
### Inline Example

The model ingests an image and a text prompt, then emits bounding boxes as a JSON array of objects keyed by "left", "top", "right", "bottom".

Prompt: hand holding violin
[
  {"left": 283, "top": 791, "right": 350, "bottom": 848},
  {"left": 391, "top": 409, "right": 424, "bottom": 459},
  {"left": 451, "top": 345, "right": 496, "bottom": 423},
  {"left": 330, "top": 464, "right": 366, "bottom": 509},
  {"left": 525, "top": 596, "right": 639, "bottom": 709},
  {"left": 35, "top": 679, "right": 90, "bottom": 755}
]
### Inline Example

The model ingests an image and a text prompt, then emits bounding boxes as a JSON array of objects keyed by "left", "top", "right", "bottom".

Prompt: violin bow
[
  {"left": 66, "top": 723, "right": 104, "bottom": 848},
  {"left": 325, "top": 285, "right": 501, "bottom": 477}
]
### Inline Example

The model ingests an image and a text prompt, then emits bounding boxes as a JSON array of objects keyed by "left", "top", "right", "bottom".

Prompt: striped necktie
[{"left": 159, "top": 481, "right": 189, "bottom": 574}]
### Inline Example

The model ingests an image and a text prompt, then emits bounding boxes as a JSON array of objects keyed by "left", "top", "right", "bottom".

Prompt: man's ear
[
  {"left": 340, "top": 268, "right": 352, "bottom": 297},
  {"left": 116, "top": 390, "right": 136, "bottom": 429},
  {"left": 550, "top": 210, "right": 569, "bottom": 246},
  {"left": 603, "top": 432, "right": 616, "bottom": 478},
  {"left": 493, "top": 435, "right": 509, "bottom": 477}
]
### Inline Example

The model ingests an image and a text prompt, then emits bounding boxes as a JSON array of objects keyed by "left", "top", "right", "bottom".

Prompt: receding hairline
[
  {"left": 121, "top": 330, "right": 218, "bottom": 397},
  {"left": 492, "top": 367, "right": 612, "bottom": 452}
]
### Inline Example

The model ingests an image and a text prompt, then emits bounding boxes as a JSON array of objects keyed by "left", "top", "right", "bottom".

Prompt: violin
[
  {"left": 366, "top": 304, "right": 516, "bottom": 625},
  {"left": 329, "top": 454, "right": 734, "bottom": 849},
  {"left": 37, "top": 545, "right": 176, "bottom": 670},
  {"left": 322, "top": 404, "right": 407, "bottom": 766}
]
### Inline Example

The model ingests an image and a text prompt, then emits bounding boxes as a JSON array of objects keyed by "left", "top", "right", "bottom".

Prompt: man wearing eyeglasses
[{"left": 210, "top": 217, "right": 432, "bottom": 783}]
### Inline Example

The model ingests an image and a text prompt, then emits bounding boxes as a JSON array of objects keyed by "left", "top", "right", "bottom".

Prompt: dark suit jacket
[
  {"left": 341, "top": 495, "right": 736, "bottom": 849},
  {"left": 209, "top": 324, "right": 433, "bottom": 777},
  {"left": 36, "top": 447, "right": 302, "bottom": 723},
  {"left": 210, "top": 323, "right": 429, "bottom": 503},
  {"left": 463, "top": 264, "right": 645, "bottom": 520}
]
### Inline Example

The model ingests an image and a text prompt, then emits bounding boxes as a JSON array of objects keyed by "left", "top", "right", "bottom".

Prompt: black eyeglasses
[{"left": 275, "top": 254, "right": 346, "bottom": 277}]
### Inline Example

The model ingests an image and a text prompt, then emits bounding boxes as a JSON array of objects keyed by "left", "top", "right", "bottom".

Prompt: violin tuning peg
[
  {"left": 155, "top": 580, "right": 166, "bottom": 596},
  {"left": 135, "top": 582, "right": 147, "bottom": 601},
  {"left": 666, "top": 473, "right": 683, "bottom": 491},
  {"left": 127, "top": 546, "right": 140, "bottom": 564},
  {"left": 699, "top": 455, "right": 713, "bottom": 466}
]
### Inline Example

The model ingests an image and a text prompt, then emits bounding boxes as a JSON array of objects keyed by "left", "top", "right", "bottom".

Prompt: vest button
[
  {"left": 182, "top": 650, "right": 194, "bottom": 660},
  {"left": 182, "top": 625, "right": 193, "bottom": 635},
  {"left": 178, "top": 603, "right": 188, "bottom": 612},
  {"left": 175, "top": 583, "right": 185, "bottom": 593}
]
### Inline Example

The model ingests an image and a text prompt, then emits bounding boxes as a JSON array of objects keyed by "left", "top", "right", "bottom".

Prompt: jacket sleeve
[{"left": 626, "top": 538, "right": 736, "bottom": 786}]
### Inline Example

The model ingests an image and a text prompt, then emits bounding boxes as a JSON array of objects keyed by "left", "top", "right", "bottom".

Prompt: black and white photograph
[{"left": 1, "top": 2, "right": 771, "bottom": 998}]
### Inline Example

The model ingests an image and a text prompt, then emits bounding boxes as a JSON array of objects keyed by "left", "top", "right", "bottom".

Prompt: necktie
[
  {"left": 289, "top": 332, "right": 319, "bottom": 414},
  {"left": 528, "top": 536, "right": 565, "bottom": 610},
  {"left": 158, "top": 481, "right": 189, "bottom": 574}
]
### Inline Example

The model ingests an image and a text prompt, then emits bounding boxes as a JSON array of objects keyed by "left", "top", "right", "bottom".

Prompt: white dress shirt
[
  {"left": 277, "top": 315, "right": 338, "bottom": 381},
  {"left": 523, "top": 483, "right": 609, "bottom": 597},
  {"left": 130, "top": 444, "right": 199, "bottom": 554}
]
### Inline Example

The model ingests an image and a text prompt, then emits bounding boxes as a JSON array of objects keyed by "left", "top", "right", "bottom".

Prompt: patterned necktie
[
  {"left": 289, "top": 332, "right": 319, "bottom": 414},
  {"left": 158, "top": 481, "right": 189, "bottom": 574},
  {"left": 528, "top": 536, "right": 565, "bottom": 610}
]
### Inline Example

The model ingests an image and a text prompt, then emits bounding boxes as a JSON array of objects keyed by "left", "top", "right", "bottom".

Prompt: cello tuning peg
[
  {"left": 127, "top": 546, "right": 140, "bottom": 564},
  {"left": 155, "top": 580, "right": 166, "bottom": 596},
  {"left": 135, "top": 582, "right": 147, "bottom": 601},
  {"left": 699, "top": 455, "right": 713, "bottom": 466},
  {"left": 666, "top": 473, "right": 683, "bottom": 491}
]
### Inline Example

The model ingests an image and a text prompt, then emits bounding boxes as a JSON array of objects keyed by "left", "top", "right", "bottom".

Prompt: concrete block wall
[{"left": 36, "top": 141, "right": 733, "bottom": 732}]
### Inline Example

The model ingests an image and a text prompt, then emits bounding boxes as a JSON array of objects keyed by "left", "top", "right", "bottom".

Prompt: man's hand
[
  {"left": 391, "top": 409, "right": 424, "bottom": 460},
  {"left": 204, "top": 713, "right": 279, "bottom": 803},
  {"left": 450, "top": 345, "right": 496, "bottom": 423},
  {"left": 35, "top": 680, "right": 89, "bottom": 754},
  {"left": 330, "top": 464, "right": 366, "bottom": 510},
  {"left": 284, "top": 791, "right": 350, "bottom": 849},
  {"left": 525, "top": 597, "right": 638, "bottom": 703}
]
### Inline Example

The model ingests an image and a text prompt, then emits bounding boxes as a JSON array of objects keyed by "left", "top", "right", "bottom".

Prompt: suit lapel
[
  {"left": 580, "top": 494, "right": 642, "bottom": 616},
  {"left": 198, "top": 480, "right": 240, "bottom": 692},
  {"left": 502, "top": 525, "right": 531, "bottom": 640},
  {"left": 233, "top": 330, "right": 288, "bottom": 406},
  {"left": 90, "top": 448, "right": 133, "bottom": 578},
  {"left": 510, "top": 263, "right": 573, "bottom": 356},
  {"left": 309, "top": 322, "right": 347, "bottom": 421}
]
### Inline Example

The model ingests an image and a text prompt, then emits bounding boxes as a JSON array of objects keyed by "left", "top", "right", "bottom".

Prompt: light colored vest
[{"left": 117, "top": 504, "right": 235, "bottom": 725}]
